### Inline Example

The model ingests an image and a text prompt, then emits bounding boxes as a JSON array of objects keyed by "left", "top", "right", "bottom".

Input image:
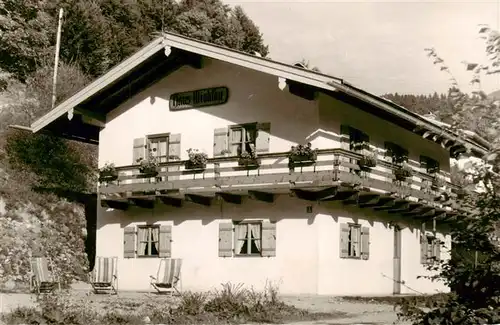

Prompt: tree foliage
[
  {"left": 397, "top": 25, "right": 500, "bottom": 325},
  {"left": 0, "top": 0, "right": 269, "bottom": 80}
]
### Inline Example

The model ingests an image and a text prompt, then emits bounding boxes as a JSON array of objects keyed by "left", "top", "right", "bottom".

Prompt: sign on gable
[{"left": 169, "top": 87, "right": 229, "bottom": 111}]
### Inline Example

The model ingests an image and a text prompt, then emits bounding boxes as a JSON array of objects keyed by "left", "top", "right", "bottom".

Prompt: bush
[{"left": 1, "top": 282, "right": 334, "bottom": 325}]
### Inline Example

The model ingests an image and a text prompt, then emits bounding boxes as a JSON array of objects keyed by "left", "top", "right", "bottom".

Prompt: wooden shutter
[
  {"left": 360, "top": 226, "right": 370, "bottom": 260},
  {"left": 133, "top": 138, "right": 146, "bottom": 164},
  {"left": 434, "top": 239, "right": 441, "bottom": 261},
  {"left": 123, "top": 226, "right": 136, "bottom": 258},
  {"left": 261, "top": 221, "right": 277, "bottom": 257},
  {"left": 168, "top": 134, "right": 181, "bottom": 160},
  {"left": 168, "top": 134, "right": 181, "bottom": 181},
  {"left": 158, "top": 225, "right": 172, "bottom": 258},
  {"left": 339, "top": 223, "right": 349, "bottom": 258},
  {"left": 255, "top": 122, "right": 271, "bottom": 153},
  {"left": 420, "top": 222, "right": 428, "bottom": 264},
  {"left": 213, "top": 128, "right": 229, "bottom": 158},
  {"left": 218, "top": 222, "right": 233, "bottom": 257}
]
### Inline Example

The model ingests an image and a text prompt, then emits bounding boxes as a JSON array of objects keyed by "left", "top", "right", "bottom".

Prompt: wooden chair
[
  {"left": 88, "top": 256, "right": 118, "bottom": 295},
  {"left": 149, "top": 258, "right": 182, "bottom": 295},
  {"left": 29, "top": 256, "right": 61, "bottom": 295}
]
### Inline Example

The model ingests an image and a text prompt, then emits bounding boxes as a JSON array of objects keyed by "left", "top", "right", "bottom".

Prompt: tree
[
  {"left": 397, "top": 25, "right": 500, "bottom": 325},
  {"left": 0, "top": 0, "right": 269, "bottom": 81},
  {"left": 0, "top": 0, "right": 54, "bottom": 81}
]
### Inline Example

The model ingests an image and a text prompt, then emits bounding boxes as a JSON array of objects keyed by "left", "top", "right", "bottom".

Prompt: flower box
[
  {"left": 185, "top": 149, "right": 208, "bottom": 171},
  {"left": 288, "top": 143, "right": 318, "bottom": 167},
  {"left": 358, "top": 151, "right": 377, "bottom": 169},
  {"left": 394, "top": 163, "right": 413, "bottom": 181},
  {"left": 137, "top": 150, "right": 159, "bottom": 177},
  {"left": 238, "top": 149, "right": 260, "bottom": 168},
  {"left": 99, "top": 163, "right": 118, "bottom": 182}
]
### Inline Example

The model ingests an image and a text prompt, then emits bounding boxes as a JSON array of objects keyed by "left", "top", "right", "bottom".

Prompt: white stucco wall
[
  {"left": 97, "top": 195, "right": 450, "bottom": 295},
  {"left": 96, "top": 57, "right": 451, "bottom": 295}
]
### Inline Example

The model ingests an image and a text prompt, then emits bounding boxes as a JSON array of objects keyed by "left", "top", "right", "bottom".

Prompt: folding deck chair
[
  {"left": 29, "top": 256, "right": 61, "bottom": 295},
  {"left": 149, "top": 258, "right": 182, "bottom": 295},
  {"left": 88, "top": 256, "right": 118, "bottom": 295}
]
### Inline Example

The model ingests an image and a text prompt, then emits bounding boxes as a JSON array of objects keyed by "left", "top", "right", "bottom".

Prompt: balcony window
[{"left": 229, "top": 123, "right": 257, "bottom": 156}]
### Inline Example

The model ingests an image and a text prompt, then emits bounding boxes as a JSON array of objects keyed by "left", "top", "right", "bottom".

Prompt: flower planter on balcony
[
  {"left": 184, "top": 161, "right": 207, "bottom": 171},
  {"left": 139, "top": 166, "right": 159, "bottom": 178},
  {"left": 238, "top": 157, "right": 261, "bottom": 169},
  {"left": 358, "top": 155, "right": 377, "bottom": 170},
  {"left": 394, "top": 163, "right": 413, "bottom": 182},
  {"left": 288, "top": 143, "right": 318, "bottom": 168},
  {"left": 99, "top": 171, "right": 118, "bottom": 182},
  {"left": 99, "top": 163, "right": 118, "bottom": 182}
]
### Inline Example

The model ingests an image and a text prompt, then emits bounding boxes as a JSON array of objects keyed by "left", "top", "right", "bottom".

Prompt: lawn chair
[
  {"left": 89, "top": 256, "right": 118, "bottom": 295},
  {"left": 150, "top": 258, "right": 182, "bottom": 295},
  {"left": 29, "top": 256, "right": 61, "bottom": 295}
]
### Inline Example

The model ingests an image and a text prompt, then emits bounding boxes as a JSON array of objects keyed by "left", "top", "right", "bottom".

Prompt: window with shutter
[
  {"left": 123, "top": 226, "right": 136, "bottom": 258},
  {"left": 234, "top": 222, "right": 262, "bottom": 256},
  {"left": 340, "top": 223, "right": 364, "bottom": 259},
  {"left": 229, "top": 123, "right": 258, "bottom": 156},
  {"left": 137, "top": 225, "right": 160, "bottom": 257}
]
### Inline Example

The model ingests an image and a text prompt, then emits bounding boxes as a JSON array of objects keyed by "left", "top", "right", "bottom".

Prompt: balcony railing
[{"left": 99, "top": 148, "right": 459, "bottom": 209}]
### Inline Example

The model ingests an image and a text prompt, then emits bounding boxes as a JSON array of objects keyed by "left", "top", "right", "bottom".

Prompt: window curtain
[
  {"left": 151, "top": 227, "right": 159, "bottom": 252},
  {"left": 138, "top": 227, "right": 148, "bottom": 255},
  {"left": 249, "top": 223, "right": 261, "bottom": 252},
  {"left": 235, "top": 224, "right": 247, "bottom": 254}
]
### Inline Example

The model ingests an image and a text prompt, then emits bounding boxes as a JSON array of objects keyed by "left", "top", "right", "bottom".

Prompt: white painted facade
[{"left": 97, "top": 57, "right": 451, "bottom": 295}]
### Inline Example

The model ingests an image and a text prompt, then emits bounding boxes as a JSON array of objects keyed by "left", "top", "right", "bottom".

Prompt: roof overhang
[{"left": 30, "top": 32, "right": 489, "bottom": 158}]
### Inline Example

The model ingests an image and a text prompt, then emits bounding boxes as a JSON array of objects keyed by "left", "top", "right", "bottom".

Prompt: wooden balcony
[{"left": 99, "top": 148, "right": 464, "bottom": 221}]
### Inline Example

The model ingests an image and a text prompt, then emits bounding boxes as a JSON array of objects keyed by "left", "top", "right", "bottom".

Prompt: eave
[{"left": 29, "top": 32, "right": 489, "bottom": 158}]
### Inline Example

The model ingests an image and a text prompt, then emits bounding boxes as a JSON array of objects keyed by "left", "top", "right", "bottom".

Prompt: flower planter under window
[
  {"left": 358, "top": 153, "right": 377, "bottom": 169},
  {"left": 139, "top": 166, "right": 159, "bottom": 177},
  {"left": 99, "top": 170, "right": 118, "bottom": 182},
  {"left": 185, "top": 149, "right": 208, "bottom": 172},
  {"left": 288, "top": 143, "right": 318, "bottom": 167},
  {"left": 238, "top": 150, "right": 260, "bottom": 168},
  {"left": 99, "top": 163, "right": 118, "bottom": 182},
  {"left": 394, "top": 163, "right": 413, "bottom": 182}
]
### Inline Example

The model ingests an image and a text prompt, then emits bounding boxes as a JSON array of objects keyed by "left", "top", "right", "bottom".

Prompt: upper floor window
[
  {"left": 341, "top": 125, "right": 369, "bottom": 152},
  {"left": 147, "top": 134, "right": 170, "bottom": 163},
  {"left": 230, "top": 123, "right": 257, "bottom": 156},
  {"left": 420, "top": 155, "right": 440, "bottom": 174},
  {"left": 385, "top": 142, "right": 409, "bottom": 164}
]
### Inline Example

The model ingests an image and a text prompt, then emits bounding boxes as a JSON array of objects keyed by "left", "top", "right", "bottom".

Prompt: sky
[{"left": 224, "top": 0, "right": 500, "bottom": 96}]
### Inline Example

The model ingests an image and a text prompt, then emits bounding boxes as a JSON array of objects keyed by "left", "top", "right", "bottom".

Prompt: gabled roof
[{"left": 30, "top": 32, "right": 489, "bottom": 158}]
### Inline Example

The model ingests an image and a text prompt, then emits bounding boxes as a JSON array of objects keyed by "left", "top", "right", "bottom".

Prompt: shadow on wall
[{"left": 106, "top": 60, "right": 322, "bottom": 147}]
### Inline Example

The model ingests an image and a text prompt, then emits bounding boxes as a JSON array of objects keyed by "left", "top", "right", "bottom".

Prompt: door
[{"left": 393, "top": 226, "right": 402, "bottom": 294}]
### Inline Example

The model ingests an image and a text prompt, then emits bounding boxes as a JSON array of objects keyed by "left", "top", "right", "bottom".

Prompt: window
[
  {"left": 347, "top": 224, "right": 361, "bottom": 258},
  {"left": 421, "top": 234, "right": 441, "bottom": 264},
  {"left": 340, "top": 223, "right": 370, "bottom": 260},
  {"left": 229, "top": 123, "right": 257, "bottom": 156},
  {"left": 234, "top": 222, "right": 262, "bottom": 256},
  {"left": 137, "top": 226, "right": 160, "bottom": 257},
  {"left": 147, "top": 134, "right": 170, "bottom": 163},
  {"left": 420, "top": 155, "right": 440, "bottom": 174},
  {"left": 348, "top": 127, "right": 369, "bottom": 152},
  {"left": 385, "top": 142, "right": 409, "bottom": 165}
]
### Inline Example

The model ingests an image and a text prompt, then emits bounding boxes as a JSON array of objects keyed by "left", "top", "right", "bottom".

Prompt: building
[{"left": 31, "top": 33, "right": 488, "bottom": 296}]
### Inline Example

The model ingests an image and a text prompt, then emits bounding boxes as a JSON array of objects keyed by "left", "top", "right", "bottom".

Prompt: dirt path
[{"left": 281, "top": 296, "right": 409, "bottom": 325}]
